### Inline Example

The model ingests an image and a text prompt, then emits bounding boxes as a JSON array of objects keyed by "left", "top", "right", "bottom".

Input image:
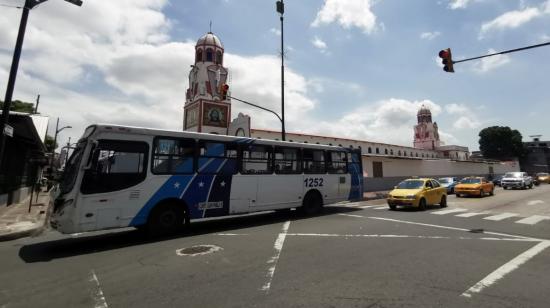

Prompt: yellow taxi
[
  {"left": 536, "top": 173, "right": 550, "bottom": 184},
  {"left": 455, "top": 177, "right": 494, "bottom": 197},
  {"left": 387, "top": 178, "right": 447, "bottom": 211}
]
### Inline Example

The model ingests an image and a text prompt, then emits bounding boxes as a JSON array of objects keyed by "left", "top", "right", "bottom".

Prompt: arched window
[
  {"left": 196, "top": 49, "right": 203, "bottom": 62},
  {"left": 390, "top": 149, "right": 394, "bottom": 155},
  {"left": 404, "top": 152, "right": 407, "bottom": 157},
  {"left": 422, "top": 153, "right": 425, "bottom": 158},
  {"left": 368, "top": 147, "right": 372, "bottom": 153},
  {"left": 376, "top": 148, "right": 379, "bottom": 154},
  {"left": 216, "top": 51, "right": 222, "bottom": 64},
  {"left": 384, "top": 149, "right": 388, "bottom": 155},
  {"left": 206, "top": 48, "right": 213, "bottom": 62},
  {"left": 415, "top": 153, "right": 419, "bottom": 157},
  {"left": 398, "top": 150, "right": 401, "bottom": 156}
]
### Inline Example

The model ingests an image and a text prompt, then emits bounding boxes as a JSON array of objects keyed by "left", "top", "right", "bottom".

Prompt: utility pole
[
  {"left": 34, "top": 94, "right": 40, "bottom": 114},
  {"left": 276, "top": 0, "right": 286, "bottom": 141},
  {"left": 0, "top": 0, "right": 83, "bottom": 173}
]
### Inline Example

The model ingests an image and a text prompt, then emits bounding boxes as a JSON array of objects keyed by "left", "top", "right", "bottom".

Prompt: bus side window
[
  {"left": 303, "top": 149, "right": 325, "bottom": 174},
  {"left": 198, "top": 141, "right": 238, "bottom": 175},
  {"left": 241, "top": 145, "right": 272, "bottom": 174},
  {"left": 274, "top": 147, "right": 300, "bottom": 174},
  {"left": 152, "top": 138, "right": 194, "bottom": 174},
  {"left": 81, "top": 140, "right": 148, "bottom": 194},
  {"left": 327, "top": 151, "right": 347, "bottom": 174}
]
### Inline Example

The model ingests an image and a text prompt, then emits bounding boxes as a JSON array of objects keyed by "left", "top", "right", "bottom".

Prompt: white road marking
[
  {"left": 431, "top": 208, "right": 468, "bottom": 215},
  {"left": 515, "top": 215, "right": 550, "bottom": 225},
  {"left": 339, "top": 214, "right": 539, "bottom": 240},
  {"left": 261, "top": 221, "right": 290, "bottom": 292},
  {"left": 89, "top": 270, "right": 108, "bottom": 308},
  {"left": 217, "top": 233, "right": 249, "bottom": 236},
  {"left": 357, "top": 205, "right": 377, "bottom": 209},
  {"left": 285, "top": 233, "right": 524, "bottom": 241},
  {"left": 373, "top": 206, "right": 389, "bottom": 210},
  {"left": 483, "top": 213, "right": 519, "bottom": 221},
  {"left": 455, "top": 211, "right": 491, "bottom": 218},
  {"left": 461, "top": 241, "right": 550, "bottom": 298},
  {"left": 527, "top": 200, "right": 544, "bottom": 206}
]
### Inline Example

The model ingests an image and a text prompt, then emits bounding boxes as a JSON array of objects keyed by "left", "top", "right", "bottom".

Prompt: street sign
[{"left": 3, "top": 124, "right": 13, "bottom": 137}]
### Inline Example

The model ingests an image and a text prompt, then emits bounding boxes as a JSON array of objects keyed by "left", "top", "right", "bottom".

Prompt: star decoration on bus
[
  {"left": 199, "top": 182, "right": 205, "bottom": 188},
  {"left": 174, "top": 182, "right": 180, "bottom": 189},
  {"left": 220, "top": 181, "right": 226, "bottom": 187}
]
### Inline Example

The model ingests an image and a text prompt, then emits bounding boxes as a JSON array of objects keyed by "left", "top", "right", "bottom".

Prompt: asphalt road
[{"left": 1, "top": 184, "right": 550, "bottom": 307}]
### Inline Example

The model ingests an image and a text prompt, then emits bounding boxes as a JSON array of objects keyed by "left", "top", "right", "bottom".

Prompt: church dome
[
  {"left": 196, "top": 32, "right": 224, "bottom": 49},
  {"left": 417, "top": 105, "right": 432, "bottom": 123}
]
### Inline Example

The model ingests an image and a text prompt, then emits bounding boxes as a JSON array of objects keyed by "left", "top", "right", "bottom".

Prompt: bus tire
[
  {"left": 299, "top": 190, "right": 323, "bottom": 216},
  {"left": 147, "top": 202, "right": 187, "bottom": 237}
]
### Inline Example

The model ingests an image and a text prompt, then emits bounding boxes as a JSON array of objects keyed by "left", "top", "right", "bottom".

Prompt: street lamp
[
  {"left": 53, "top": 118, "right": 71, "bottom": 155},
  {"left": 276, "top": 0, "right": 286, "bottom": 141},
  {"left": 0, "top": 0, "right": 83, "bottom": 173}
]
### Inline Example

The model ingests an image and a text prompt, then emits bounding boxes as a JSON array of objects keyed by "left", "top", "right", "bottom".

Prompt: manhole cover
[{"left": 176, "top": 245, "right": 222, "bottom": 256}]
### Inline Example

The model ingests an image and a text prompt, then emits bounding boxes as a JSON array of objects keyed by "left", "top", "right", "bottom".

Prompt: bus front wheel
[{"left": 147, "top": 203, "right": 187, "bottom": 237}]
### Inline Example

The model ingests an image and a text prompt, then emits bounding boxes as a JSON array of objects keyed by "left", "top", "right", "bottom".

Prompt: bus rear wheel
[
  {"left": 299, "top": 191, "right": 323, "bottom": 216},
  {"left": 147, "top": 203, "right": 186, "bottom": 237}
]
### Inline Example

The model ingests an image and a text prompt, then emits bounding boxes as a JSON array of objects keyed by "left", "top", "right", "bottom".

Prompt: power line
[{"left": 0, "top": 3, "right": 23, "bottom": 8}]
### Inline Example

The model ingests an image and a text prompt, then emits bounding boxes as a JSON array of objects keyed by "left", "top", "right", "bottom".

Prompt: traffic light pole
[
  {"left": 228, "top": 95, "right": 283, "bottom": 126},
  {"left": 452, "top": 41, "right": 550, "bottom": 64}
]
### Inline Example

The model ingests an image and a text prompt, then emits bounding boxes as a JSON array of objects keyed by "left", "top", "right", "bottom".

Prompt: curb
[
  {"left": 363, "top": 193, "right": 389, "bottom": 201},
  {"left": 0, "top": 196, "right": 52, "bottom": 242}
]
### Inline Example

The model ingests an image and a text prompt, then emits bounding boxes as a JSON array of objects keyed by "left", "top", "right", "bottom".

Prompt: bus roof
[{"left": 86, "top": 124, "right": 360, "bottom": 152}]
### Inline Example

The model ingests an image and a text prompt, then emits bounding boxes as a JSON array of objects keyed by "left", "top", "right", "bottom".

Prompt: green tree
[
  {"left": 0, "top": 99, "right": 35, "bottom": 113},
  {"left": 44, "top": 135, "right": 57, "bottom": 153},
  {"left": 478, "top": 126, "right": 525, "bottom": 159}
]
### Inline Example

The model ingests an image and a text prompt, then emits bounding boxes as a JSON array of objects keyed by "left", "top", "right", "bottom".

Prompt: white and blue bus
[{"left": 51, "top": 124, "right": 364, "bottom": 235}]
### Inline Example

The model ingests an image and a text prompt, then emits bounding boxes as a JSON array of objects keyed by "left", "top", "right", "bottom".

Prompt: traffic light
[
  {"left": 221, "top": 84, "right": 229, "bottom": 100},
  {"left": 438, "top": 48, "right": 454, "bottom": 73}
]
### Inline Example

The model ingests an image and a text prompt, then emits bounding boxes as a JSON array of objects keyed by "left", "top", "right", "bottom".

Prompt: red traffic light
[{"left": 438, "top": 48, "right": 454, "bottom": 73}]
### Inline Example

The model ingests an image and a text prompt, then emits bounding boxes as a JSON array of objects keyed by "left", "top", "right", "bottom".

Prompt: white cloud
[
  {"left": 311, "top": 0, "right": 379, "bottom": 34},
  {"left": 448, "top": 0, "right": 472, "bottom": 9},
  {"left": 311, "top": 36, "right": 329, "bottom": 54},
  {"left": 420, "top": 31, "right": 441, "bottom": 40},
  {"left": 479, "top": 7, "right": 543, "bottom": 39},
  {"left": 270, "top": 28, "right": 281, "bottom": 36},
  {"left": 294, "top": 98, "right": 450, "bottom": 147},
  {"left": 453, "top": 116, "right": 480, "bottom": 129},
  {"left": 473, "top": 49, "right": 511, "bottom": 72},
  {"left": 445, "top": 103, "right": 468, "bottom": 114}
]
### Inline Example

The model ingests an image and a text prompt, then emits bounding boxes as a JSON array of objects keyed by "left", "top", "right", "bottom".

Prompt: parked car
[
  {"left": 501, "top": 172, "right": 533, "bottom": 190},
  {"left": 438, "top": 177, "right": 459, "bottom": 194},
  {"left": 491, "top": 175, "right": 503, "bottom": 187},
  {"left": 387, "top": 178, "right": 447, "bottom": 211},
  {"left": 455, "top": 177, "right": 495, "bottom": 197},
  {"left": 536, "top": 172, "right": 550, "bottom": 184}
]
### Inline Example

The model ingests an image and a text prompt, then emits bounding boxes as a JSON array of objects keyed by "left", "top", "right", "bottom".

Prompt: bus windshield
[{"left": 60, "top": 142, "right": 86, "bottom": 194}]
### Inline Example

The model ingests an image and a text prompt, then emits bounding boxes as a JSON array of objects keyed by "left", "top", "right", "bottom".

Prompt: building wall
[
  {"left": 251, "top": 130, "right": 441, "bottom": 159},
  {"left": 361, "top": 156, "right": 519, "bottom": 192}
]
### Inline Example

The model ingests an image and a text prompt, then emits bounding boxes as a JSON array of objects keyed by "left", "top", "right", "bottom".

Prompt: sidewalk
[
  {"left": 0, "top": 190, "right": 51, "bottom": 241},
  {"left": 363, "top": 190, "right": 389, "bottom": 201}
]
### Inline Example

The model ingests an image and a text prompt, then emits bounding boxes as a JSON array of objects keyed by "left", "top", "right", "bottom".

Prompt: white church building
[{"left": 183, "top": 32, "right": 518, "bottom": 191}]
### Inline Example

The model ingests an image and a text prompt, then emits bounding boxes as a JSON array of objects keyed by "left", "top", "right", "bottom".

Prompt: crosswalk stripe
[
  {"left": 455, "top": 211, "right": 491, "bottom": 218},
  {"left": 515, "top": 215, "right": 550, "bottom": 225},
  {"left": 373, "top": 206, "right": 389, "bottom": 210},
  {"left": 431, "top": 208, "right": 468, "bottom": 215},
  {"left": 483, "top": 213, "right": 519, "bottom": 221}
]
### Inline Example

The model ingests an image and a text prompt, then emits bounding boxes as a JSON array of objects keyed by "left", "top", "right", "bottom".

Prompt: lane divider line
[
  {"left": 89, "top": 270, "right": 108, "bottom": 308},
  {"left": 261, "top": 220, "right": 290, "bottom": 292},
  {"left": 461, "top": 241, "right": 550, "bottom": 298}
]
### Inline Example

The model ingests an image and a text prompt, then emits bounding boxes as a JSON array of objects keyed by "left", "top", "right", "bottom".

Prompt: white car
[{"left": 501, "top": 172, "right": 533, "bottom": 190}]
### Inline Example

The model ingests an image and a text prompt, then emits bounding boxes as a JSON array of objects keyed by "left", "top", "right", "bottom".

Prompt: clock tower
[
  {"left": 184, "top": 32, "right": 231, "bottom": 134},
  {"left": 413, "top": 105, "right": 441, "bottom": 150}
]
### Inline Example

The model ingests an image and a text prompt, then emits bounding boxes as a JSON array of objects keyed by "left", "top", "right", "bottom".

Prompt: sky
[{"left": 0, "top": 0, "right": 549, "bottom": 151}]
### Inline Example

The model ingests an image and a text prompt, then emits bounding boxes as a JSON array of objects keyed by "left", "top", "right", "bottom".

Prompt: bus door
[
  {"left": 256, "top": 147, "right": 303, "bottom": 209},
  {"left": 79, "top": 140, "right": 149, "bottom": 230}
]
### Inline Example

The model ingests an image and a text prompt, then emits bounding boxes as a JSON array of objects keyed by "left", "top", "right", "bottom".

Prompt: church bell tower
[
  {"left": 413, "top": 105, "right": 441, "bottom": 150},
  {"left": 183, "top": 32, "right": 231, "bottom": 134}
]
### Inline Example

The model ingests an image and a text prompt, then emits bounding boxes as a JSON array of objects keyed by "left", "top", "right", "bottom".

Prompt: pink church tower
[
  {"left": 413, "top": 105, "right": 441, "bottom": 150},
  {"left": 183, "top": 32, "right": 231, "bottom": 134}
]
